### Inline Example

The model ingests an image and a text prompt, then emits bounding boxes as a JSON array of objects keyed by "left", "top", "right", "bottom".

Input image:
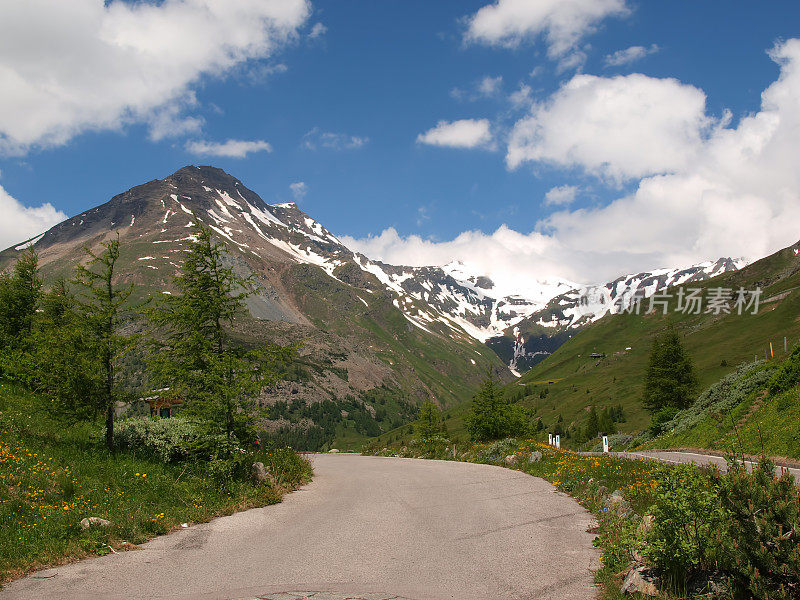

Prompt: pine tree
[
  {"left": 465, "top": 368, "right": 507, "bottom": 441},
  {"left": 584, "top": 406, "right": 600, "bottom": 439},
  {"left": 148, "top": 221, "right": 294, "bottom": 454},
  {"left": 642, "top": 329, "right": 698, "bottom": 413},
  {"left": 0, "top": 246, "right": 41, "bottom": 369},
  {"left": 416, "top": 400, "right": 442, "bottom": 441},
  {"left": 74, "top": 236, "right": 133, "bottom": 451}
]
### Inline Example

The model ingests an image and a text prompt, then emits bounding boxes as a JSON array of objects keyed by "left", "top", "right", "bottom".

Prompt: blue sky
[{"left": 1, "top": 1, "right": 799, "bottom": 283}]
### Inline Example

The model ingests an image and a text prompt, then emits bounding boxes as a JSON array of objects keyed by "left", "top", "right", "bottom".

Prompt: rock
[
  {"left": 504, "top": 455, "right": 518, "bottom": 465},
  {"left": 251, "top": 462, "right": 268, "bottom": 486},
  {"left": 687, "top": 571, "right": 729, "bottom": 597},
  {"left": 604, "top": 489, "right": 632, "bottom": 515},
  {"left": 528, "top": 451, "right": 543, "bottom": 463},
  {"left": 638, "top": 514, "right": 654, "bottom": 537},
  {"left": 328, "top": 448, "right": 340, "bottom": 453},
  {"left": 80, "top": 517, "right": 111, "bottom": 529},
  {"left": 621, "top": 565, "right": 662, "bottom": 597}
]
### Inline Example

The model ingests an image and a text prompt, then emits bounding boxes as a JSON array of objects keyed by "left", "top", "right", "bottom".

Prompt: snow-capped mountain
[{"left": 4, "top": 165, "right": 743, "bottom": 378}]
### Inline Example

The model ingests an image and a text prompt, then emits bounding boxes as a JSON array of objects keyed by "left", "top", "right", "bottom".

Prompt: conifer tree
[
  {"left": 0, "top": 245, "right": 41, "bottom": 355},
  {"left": 643, "top": 329, "right": 698, "bottom": 413},
  {"left": 465, "top": 368, "right": 507, "bottom": 441},
  {"left": 74, "top": 236, "right": 133, "bottom": 451},
  {"left": 584, "top": 406, "right": 600, "bottom": 439},
  {"left": 149, "top": 221, "right": 293, "bottom": 453},
  {"left": 416, "top": 400, "right": 442, "bottom": 441}
]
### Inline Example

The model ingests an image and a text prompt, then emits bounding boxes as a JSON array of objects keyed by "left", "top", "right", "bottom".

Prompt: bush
[
  {"left": 644, "top": 464, "right": 730, "bottom": 590},
  {"left": 113, "top": 417, "right": 201, "bottom": 463},
  {"left": 718, "top": 459, "right": 800, "bottom": 600},
  {"left": 769, "top": 344, "right": 800, "bottom": 394}
]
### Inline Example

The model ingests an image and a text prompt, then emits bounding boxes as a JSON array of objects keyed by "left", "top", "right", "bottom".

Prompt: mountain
[
  {"left": 505, "top": 237, "right": 800, "bottom": 433},
  {"left": 0, "top": 165, "right": 510, "bottom": 449}
]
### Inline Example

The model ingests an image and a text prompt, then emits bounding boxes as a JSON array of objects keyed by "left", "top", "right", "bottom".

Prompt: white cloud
[
  {"left": 308, "top": 22, "right": 327, "bottom": 39},
  {"left": 604, "top": 44, "right": 660, "bottom": 67},
  {"left": 451, "top": 76, "right": 504, "bottom": 101},
  {"left": 509, "top": 83, "right": 533, "bottom": 108},
  {"left": 0, "top": 185, "right": 67, "bottom": 250},
  {"left": 185, "top": 139, "right": 272, "bottom": 158},
  {"left": 347, "top": 40, "right": 800, "bottom": 285},
  {"left": 478, "top": 75, "right": 504, "bottom": 96},
  {"left": 544, "top": 185, "right": 579, "bottom": 206},
  {"left": 0, "top": 0, "right": 310, "bottom": 155},
  {"left": 507, "top": 73, "right": 711, "bottom": 180},
  {"left": 289, "top": 181, "right": 307, "bottom": 200},
  {"left": 464, "top": 0, "right": 628, "bottom": 58},
  {"left": 417, "top": 119, "right": 493, "bottom": 149},
  {"left": 302, "top": 128, "right": 369, "bottom": 150}
]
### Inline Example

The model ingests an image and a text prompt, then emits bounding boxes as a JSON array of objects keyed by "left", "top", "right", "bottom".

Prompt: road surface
[
  {"left": 615, "top": 450, "right": 800, "bottom": 481},
  {"left": 1, "top": 454, "right": 600, "bottom": 600}
]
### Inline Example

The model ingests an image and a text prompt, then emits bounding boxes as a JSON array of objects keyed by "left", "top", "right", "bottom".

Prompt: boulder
[
  {"left": 504, "top": 455, "right": 518, "bottom": 465},
  {"left": 251, "top": 462, "right": 269, "bottom": 486},
  {"left": 80, "top": 517, "right": 111, "bottom": 529},
  {"left": 637, "top": 514, "right": 654, "bottom": 537},
  {"left": 528, "top": 451, "right": 543, "bottom": 463},
  {"left": 621, "top": 565, "right": 662, "bottom": 597},
  {"left": 687, "top": 571, "right": 728, "bottom": 597},
  {"left": 604, "top": 489, "right": 632, "bottom": 515}
]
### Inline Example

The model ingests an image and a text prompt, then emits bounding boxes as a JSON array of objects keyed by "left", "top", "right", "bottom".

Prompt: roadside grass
[{"left": 0, "top": 383, "right": 312, "bottom": 585}]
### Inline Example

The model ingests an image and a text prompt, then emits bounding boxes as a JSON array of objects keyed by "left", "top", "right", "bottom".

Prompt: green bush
[
  {"left": 769, "top": 344, "right": 800, "bottom": 394},
  {"left": 644, "top": 464, "right": 730, "bottom": 590},
  {"left": 718, "top": 459, "right": 800, "bottom": 600},
  {"left": 113, "top": 417, "right": 201, "bottom": 463}
]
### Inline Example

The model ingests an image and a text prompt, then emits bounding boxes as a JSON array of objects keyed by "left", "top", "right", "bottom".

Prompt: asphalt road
[
  {"left": 1, "top": 454, "right": 600, "bottom": 600},
  {"left": 615, "top": 450, "right": 800, "bottom": 480}
]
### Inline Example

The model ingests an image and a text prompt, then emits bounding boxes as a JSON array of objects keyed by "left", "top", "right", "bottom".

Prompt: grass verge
[{"left": 0, "top": 383, "right": 312, "bottom": 585}]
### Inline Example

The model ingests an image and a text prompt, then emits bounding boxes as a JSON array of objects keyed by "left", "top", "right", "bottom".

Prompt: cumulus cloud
[
  {"left": 302, "top": 128, "right": 369, "bottom": 150},
  {"left": 604, "top": 44, "right": 660, "bottom": 67},
  {"left": 544, "top": 185, "right": 579, "bottom": 206},
  {"left": 464, "top": 0, "right": 628, "bottom": 58},
  {"left": 0, "top": 0, "right": 310, "bottom": 155},
  {"left": 185, "top": 139, "right": 272, "bottom": 158},
  {"left": 347, "top": 40, "right": 800, "bottom": 285},
  {"left": 289, "top": 181, "right": 307, "bottom": 200},
  {"left": 417, "top": 119, "right": 493, "bottom": 149},
  {"left": 0, "top": 185, "right": 67, "bottom": 250},
  {"left": 507, "top": 73, "right": 711, "bottom": 180}
]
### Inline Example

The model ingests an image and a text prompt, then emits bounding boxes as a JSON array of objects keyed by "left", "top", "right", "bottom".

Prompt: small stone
[
  {"left": 181, "top": 523, "right": 189, "bottom": 528},
  {"left": 637, "top": 515, "right": 654, "bottom": 537},
  {"left": 528, "top": 451, "right": 543, "bottom": 463},
  {"left": 504, "top": 455, "right": 518, "bottom": 465},
  {"left": 604, "top": 490, "right": 632, "bottom": 516},
  {"left": 328, "top": 448, "right": 340, "bottom": 453},
  {"left": 251, "top": 462, "right": 269, "bottom": 486},
  {"left": 621, "top": 565, "right": 662, "bottom": 597},
  {"left": 80, "top": 517, "right": 111, "bottom": 529}
]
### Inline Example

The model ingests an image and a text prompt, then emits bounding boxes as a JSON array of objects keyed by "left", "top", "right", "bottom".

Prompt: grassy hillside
[
  {"left": 0, "top": 384, "right": 312, "bottom": 584},
  {"left": 367, "top": 240, "right": 800, "bottom": 451},
  {"left": 506, "top": 240, "right": 800, "bottom": 437}
]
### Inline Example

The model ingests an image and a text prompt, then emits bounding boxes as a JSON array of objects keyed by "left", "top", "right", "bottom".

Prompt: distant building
[{"left": 589, "top": 353, "right": 606, "bottom": 359}]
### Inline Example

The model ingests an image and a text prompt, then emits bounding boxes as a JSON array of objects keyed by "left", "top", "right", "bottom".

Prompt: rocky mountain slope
[{"left": 0, "top": 166, "right": 510, "bottom": 448}]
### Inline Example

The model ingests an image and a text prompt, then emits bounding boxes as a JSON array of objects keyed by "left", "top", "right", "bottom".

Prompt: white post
[
  {"left": 555, "top": 435, "right": 561, "bottom": 449},
  {"left": 602, "top": 435, "right": 609, "bottom": 453},
  {"left": 548, "top": 433, "right": 553, "bottom": 446}
]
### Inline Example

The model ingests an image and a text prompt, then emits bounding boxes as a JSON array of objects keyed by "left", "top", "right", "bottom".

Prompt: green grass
[
  {"left": 506, "top": 242, "right": 800, "bottom": 437},
  {"left": 0, "top": 383, "right": 312, "bottom": 584}
]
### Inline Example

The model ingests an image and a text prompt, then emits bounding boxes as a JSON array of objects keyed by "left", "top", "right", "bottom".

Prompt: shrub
[
  {"left": 644, "top": 464, "right": 730, "bottom": 590},
  {"left": 718, "top": 459, "right": 800, "bottom": 600},
  {"left": 769, "top": 344, "right": 800, "bottom": 394},
  {"left": 113, "top": 417, "right": 201, "bottom": 463}
]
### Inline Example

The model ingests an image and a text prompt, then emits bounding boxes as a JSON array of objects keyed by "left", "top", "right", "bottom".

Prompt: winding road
[{"left": 1, "top": 454, "right": 599, "bottom": 600}]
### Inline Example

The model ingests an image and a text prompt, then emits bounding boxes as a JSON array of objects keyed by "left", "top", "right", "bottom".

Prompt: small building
[
  {"left": 589, "top": 353, "right": 606, "bottom": 359},
  {"left": 144, "top": 394, "right": 183, "bottom": 418}
]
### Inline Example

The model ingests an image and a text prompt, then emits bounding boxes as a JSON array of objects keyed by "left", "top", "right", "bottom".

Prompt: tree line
[{"left": 0, "top": 222, "right": 294, "bottom": 455}]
